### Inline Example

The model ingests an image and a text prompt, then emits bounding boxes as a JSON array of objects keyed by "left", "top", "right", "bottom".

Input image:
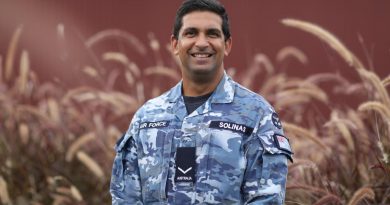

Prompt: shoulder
[
  {"left": 135, "top": 88, "right": 173, "bottom": 116},
  {"left": 232, "top": 79, "right": 274, "bottom": 113},
  {"left": 231, "top": 80, "right": 294, "bottom": 162},
  {"left": 115, "top": 87, "right": 175, "bottom": 152}
]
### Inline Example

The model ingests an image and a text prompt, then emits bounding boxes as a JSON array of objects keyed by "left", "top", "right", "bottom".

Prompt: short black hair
[{"left": 172, "top": 0, "right": 231, "bottom": 41}]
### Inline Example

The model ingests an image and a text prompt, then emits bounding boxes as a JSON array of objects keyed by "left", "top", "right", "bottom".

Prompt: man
[{"left": 110, "top": 0, "right": 293, "bottom": 204}]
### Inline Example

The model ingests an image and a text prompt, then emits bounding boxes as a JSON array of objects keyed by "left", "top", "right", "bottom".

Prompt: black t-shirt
[{"left": 183, "top": 92, "right": 213, "bottom": 114}]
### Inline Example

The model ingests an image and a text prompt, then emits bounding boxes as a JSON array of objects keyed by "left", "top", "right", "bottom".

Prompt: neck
[{"left": 182, "top": 70, "right": 224, "bottom": 97}]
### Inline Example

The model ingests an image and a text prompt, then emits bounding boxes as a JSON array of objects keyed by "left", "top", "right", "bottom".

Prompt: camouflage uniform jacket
[{"left": 110, "top": 73, "right": 293, "bottom": 205}]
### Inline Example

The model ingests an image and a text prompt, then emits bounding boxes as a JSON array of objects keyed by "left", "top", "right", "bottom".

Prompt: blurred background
[{"left": 0, "top": 1, "right": 389, "bottom": 204}]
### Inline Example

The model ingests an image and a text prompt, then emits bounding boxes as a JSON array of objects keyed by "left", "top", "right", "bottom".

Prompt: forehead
[{"left": 181, "top": 11, "right": 223, "bottom": 31}]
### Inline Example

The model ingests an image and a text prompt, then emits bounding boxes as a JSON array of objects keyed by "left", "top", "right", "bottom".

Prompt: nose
[{"left": 194, "top": 34, "right": 209, "bottom": 50}]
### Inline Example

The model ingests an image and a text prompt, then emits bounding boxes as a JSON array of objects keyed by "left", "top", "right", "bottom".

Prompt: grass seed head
[
  {"left": 276, "top": 46, "right": 308, "bottom": 65},
  {"left": 347, "top": 187, "right": 375, "bottom": 205},
  {"left": 5, "top": 25, "right": 23, "bottom": 81},
  {"left": 76, "top": 151, "right": 105, "bottom": 179},
  {"left": 281, "top": 18, "right": 364, "bottom": 70},
  {"left": 0, "top": 176, "right": 11, "bottom": 205}
]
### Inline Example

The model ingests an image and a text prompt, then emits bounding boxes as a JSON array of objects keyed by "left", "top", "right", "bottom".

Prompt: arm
[
  {"left": 242, "top": 109, "right": 292, "bottom": 205},
  {"left": 110, "top": 119, "right": 143, "bottom": 205}
]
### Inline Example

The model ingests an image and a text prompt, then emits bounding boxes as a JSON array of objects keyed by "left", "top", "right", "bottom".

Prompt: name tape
[
  {"left": 209, "top": 121, "right": 253, "bottom": 136},
  {"left": 139, "top": 121, "right": 169, "bottom": 129}
]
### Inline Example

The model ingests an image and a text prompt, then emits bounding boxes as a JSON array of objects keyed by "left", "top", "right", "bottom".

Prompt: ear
[
  {"left": 171, "top": 35, "right": 179, "bottom": 55},
  {"left": 224, "top": 37, "right": 232, "bottom": 56}
]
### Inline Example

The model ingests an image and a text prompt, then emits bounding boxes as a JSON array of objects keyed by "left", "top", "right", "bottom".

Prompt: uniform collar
[{"left": 167, "top": 71, "right": 235, "bottom": 104}]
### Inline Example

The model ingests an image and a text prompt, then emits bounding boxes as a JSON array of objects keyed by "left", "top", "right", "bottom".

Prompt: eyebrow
[
  {"left": 182, "top": 27, "right": 222, "bottom": 34},
  {"left": 182, "top": 27, "right": 197, "bottom": 33},
  {"left": 207, "top": 28, "right": 222, "bottom": 34}
]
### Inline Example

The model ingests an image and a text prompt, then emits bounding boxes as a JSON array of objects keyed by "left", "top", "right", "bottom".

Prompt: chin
[{"left": 188, "top": 68, "right": 218, "bottom": 83}]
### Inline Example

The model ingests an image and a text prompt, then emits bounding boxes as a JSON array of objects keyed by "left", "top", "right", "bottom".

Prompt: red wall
[{"left": 1, "top": 0, "right": 389, "bottom": 87}]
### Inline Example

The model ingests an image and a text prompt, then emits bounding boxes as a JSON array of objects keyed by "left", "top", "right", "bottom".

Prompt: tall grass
[
  {"left": 280, "top": 18, "right": 389, "bottom": 204},
  {"left": 0, "top": 19, "right": 389, "bottom": 204}
]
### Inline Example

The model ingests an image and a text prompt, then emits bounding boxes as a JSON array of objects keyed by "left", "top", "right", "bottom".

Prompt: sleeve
[
  {"left": 242, "top": 107, "right": 293, "bottom": 205},
  {"left": 110, "top": 116, "right": 143, "bottom": 205}
]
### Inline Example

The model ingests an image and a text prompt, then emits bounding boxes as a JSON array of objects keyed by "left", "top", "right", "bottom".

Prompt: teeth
[{"left": 192, "top": 53, "right": 211, "bottom": 58}]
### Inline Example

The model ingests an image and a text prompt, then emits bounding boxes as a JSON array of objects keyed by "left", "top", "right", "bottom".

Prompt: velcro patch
[
  {"left": 273, "top": 134, "right": 292, "bottom": 153},
  {"left": 175, "top": 147, "right": 196, "bottom": 183},
  {"left": 271, "top": 112, "right": 282, "bottom": 129},
  {"left": 209, "top": 121, "right": 253, "bottom": 136},
  {"left": 139, "top": 121, "right": 169, "bottom": 129}
]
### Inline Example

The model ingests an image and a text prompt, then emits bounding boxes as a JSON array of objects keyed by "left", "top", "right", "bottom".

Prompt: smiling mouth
[{"left": 191, "top": 53, "right": 213, "bottom": 58}]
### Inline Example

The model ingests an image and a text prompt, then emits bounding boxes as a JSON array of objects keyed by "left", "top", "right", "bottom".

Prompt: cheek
[
  {"left": 178, "top": 38, "right": 191, "bottom": 47},
  {"left": 177, "top": 44, "right": 188, "bottom": 55}
]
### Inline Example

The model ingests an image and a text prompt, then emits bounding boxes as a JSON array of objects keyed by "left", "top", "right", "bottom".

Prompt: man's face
[{"left": 171, "top": 11, "right": 232, "bottom": 83}]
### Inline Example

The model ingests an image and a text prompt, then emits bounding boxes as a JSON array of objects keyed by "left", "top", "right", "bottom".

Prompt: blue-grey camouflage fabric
[{"left": 110, "top": 73, "right": 293, "bottom": 204}]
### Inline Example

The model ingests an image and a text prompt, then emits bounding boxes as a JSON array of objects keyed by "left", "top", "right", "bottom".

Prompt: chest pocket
[
  {"left": 197, "top": 121, "right": 253, "bottom": 202},
  {"left": 137, "top": 121, "right": 172, "bottom": 203},
  {"left": 208, "top": 124, "right": 248, "bottom": 177},
  {"left": 208, "top": 121, "right": 253, "bottom": 158}
]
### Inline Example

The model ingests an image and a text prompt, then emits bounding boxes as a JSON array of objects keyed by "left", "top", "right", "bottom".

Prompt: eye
[
  {"left": 183, "top": 29, "right": 197, "bottom": 37},
  {"left": 207, "top": 30, "right": 221, "bottom": 38}
]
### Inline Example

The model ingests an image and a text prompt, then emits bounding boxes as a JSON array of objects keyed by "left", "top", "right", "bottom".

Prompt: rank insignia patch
[{"left": 175, "top": 147, "right": 196, "bottom": 183}]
